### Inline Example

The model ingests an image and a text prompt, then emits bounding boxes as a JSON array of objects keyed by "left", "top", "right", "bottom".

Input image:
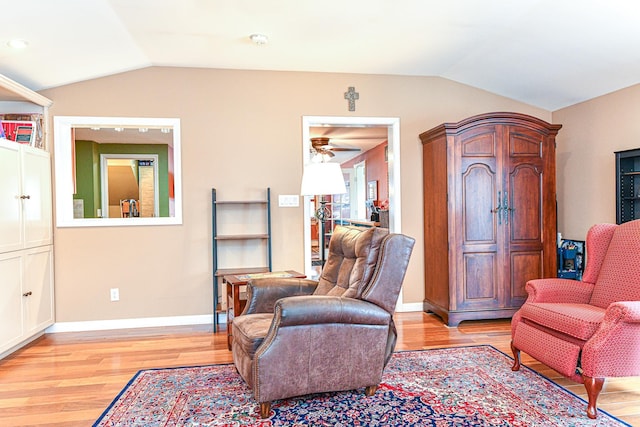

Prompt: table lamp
[{"left": 301, "top": 161, "right": 347, "bottom": 267}]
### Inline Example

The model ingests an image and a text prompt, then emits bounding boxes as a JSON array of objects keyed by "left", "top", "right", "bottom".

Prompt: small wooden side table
[{"left": 224, "top": 270, "right": 305, "bottom": 350}]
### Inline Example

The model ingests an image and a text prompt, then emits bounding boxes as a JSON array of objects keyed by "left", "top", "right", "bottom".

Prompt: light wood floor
[{"left": 0, "top": 312, "right": 638, "bottom": 426}]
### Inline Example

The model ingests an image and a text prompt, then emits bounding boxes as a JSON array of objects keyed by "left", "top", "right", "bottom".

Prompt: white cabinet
[
  {"left": 0, "top": 139, "right": 52, "bottom": 253},
  {"left": 0, "top": 74, "right": 54, "bottom": 359},
  {"left": 0, "top": 246, "right": 54, "bottom": 356}
]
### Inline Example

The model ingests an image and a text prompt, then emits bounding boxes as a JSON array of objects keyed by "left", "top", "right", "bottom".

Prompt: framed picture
[{"left": 367, "top": 180, "right": 378, "bottom": 201}]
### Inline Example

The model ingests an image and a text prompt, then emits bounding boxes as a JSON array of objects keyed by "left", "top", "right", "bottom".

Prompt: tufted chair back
[{"left": 314, "top": 226, "right": 388, "bottom": 298}]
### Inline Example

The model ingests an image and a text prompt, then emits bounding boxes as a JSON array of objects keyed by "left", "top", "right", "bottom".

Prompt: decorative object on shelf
[{"left": 301, "top": 161, "right": 347, "bottom": 266}]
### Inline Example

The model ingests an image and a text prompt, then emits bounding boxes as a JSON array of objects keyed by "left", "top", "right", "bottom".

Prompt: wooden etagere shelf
[{"left": 211, "top": 188, "right": 272, "bottom": 331}]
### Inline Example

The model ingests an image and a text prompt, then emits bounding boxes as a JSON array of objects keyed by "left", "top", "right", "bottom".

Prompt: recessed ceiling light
[
  {"left": 249, "top": 34, "right": 269, "bottom": 46},
  {"left": 7, "top": 39, "right": 29, "bottom": 49}
]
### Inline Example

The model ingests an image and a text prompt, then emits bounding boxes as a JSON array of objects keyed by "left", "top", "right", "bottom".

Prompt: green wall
[{"left": 73, "top": 141, "right": 170, "bottom": 218}]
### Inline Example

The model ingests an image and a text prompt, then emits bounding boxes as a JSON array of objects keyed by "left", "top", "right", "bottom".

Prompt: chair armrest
[
  {"left": 603, "top": 301, "right": 640, "bottom": 324},
  {"left": 274, "top": 295, "right": 390, "bottom": 327},
  {"left": 582, "top": 301, "right": 640, "bottom": 377},
  {"left": 525, "top": 278, "right": 595, "bottom": 304},
  {"left": 243, "top": 278, "right": 318, "bottom": 314}
]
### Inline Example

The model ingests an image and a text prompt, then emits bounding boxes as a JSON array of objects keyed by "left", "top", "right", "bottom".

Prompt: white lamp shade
[{"left": 300, "top": 162, "right": 347, "bottom": 196}]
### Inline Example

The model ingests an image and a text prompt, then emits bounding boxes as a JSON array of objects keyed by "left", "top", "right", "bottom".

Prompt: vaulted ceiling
[{"left": 2, "top": 0, "right": 640, "bottom": 111}]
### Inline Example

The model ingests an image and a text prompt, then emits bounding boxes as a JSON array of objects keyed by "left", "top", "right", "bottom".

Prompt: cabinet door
[
  {"left": 22, "top": 146, "right": 52, "bottom": 248},
  {"left": 23, "top": 246, "right": 54, "bottom": 335},
  {"left": 0, "top": 251, "right": 24, "bottom": 354},
  {"left": 0, "top": 140, "right": 23, "bottom": 253},
  {"left": 453, "top": 125, "right": 503, "bottom": 311},
  {"left": 503, "top": 125, "right": 550, "bottom": 308}
]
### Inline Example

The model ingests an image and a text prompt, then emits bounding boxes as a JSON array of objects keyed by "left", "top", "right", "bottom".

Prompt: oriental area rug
[{"left": 94, "top": 345, "right": 630, "bottom": 427}]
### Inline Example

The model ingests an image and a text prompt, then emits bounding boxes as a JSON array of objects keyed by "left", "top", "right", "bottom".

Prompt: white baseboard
[
  {"left": 396, "top": 302, "right": 423, "bottom": 313},
  {"left": 46, "top": 313, "right": 227, "bottom": 333},
  {"left": 46, "top": 304, "right": 422, "bottom": 334}
]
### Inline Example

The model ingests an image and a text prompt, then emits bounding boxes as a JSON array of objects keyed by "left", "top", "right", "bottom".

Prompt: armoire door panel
[
  {"left": 461, "top": 132, "right": 497, "bottom": 157},
  {"left": 508, "top": 165, "right": 543, "bottom": 242},
  {"left": 510, "top": 251, "right": 543, "bottom": 304},
  {"left": 508, "top": 128, "right": 543, "bottom": 158},
  {"left": 462, "top": 164, "right": 497, "bottom": 243},
  {"left": 459, "top": 252, "right": 500, "bottom": 309}
]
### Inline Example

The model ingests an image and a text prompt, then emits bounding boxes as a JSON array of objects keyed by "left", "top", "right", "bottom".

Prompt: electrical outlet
[{"left": 110, "top": 288, "right": 120, "bottom": 301}]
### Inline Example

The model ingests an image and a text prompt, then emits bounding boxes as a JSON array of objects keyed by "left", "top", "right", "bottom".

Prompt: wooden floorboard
[{"left": 0, "top": 312, "right": 638, "bottom": 426}]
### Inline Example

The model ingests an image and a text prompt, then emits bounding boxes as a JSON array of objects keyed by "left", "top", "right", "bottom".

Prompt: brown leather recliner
[{"left": 231, "top": 225, "right": 415, "bottom": 418}]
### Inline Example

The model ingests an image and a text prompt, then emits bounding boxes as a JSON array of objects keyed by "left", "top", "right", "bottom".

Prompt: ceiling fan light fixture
[
  {"left": 249, "top": 33, "right": 269, "bottom": 46},
  {"left": 311, "top": 151, "right": 333, "bottom": 163}
]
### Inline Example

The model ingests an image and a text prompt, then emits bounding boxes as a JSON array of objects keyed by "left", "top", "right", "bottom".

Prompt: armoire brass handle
[
  {"left": 23, "top": 291, "right": 33, "bottom": 297},
  {"left": 20, "top": 195, "right": 31, "bottom": 199},
  {"left": 492, "top": 191, "right": 504, "bottom": 224}
]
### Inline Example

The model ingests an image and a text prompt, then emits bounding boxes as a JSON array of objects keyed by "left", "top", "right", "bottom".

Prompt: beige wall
[
  {"left": 42, "top": 67, "right": 550, "bottom": 323},
  {"left": 553, "top": 84, "right": 640, "bottom": 239}
]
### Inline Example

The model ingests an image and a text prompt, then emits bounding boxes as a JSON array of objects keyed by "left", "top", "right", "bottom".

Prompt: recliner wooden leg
[
  {"left": 365, "top": 385, "right": 378, "bottom": 396},
  {"left": 259, "top": 402, "right": 271, "bottom": 419},
  {"left": 583, "top": 375, "right": 604, "bottom": 419},
  {"left": 510, "top": 341, "right": 521, "bottom": 372}
]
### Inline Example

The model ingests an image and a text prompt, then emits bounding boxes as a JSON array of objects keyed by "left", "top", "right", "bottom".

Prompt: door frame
[{"left": 301, "top": 116, "right": 401, "bottom": 278}]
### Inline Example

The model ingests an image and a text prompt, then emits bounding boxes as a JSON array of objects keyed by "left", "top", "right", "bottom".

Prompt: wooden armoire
[{"left": 420, "top": 112, "right": 562, "bottom": 326}]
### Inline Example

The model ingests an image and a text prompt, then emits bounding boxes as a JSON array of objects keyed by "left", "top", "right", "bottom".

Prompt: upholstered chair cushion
[
  {"left": 519, "top": 303, "right": 605, "bottom": 341},
  {"left": 314, "top": 226, "right": 387, "bottom": 298},
  {"left": 232, "top": 313, "right": 274, "bottom": 358},
  {"left": 589, "top": 220, "right": 640, "bottom": 309}
]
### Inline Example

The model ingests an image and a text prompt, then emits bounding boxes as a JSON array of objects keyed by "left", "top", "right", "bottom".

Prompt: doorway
[
  {"left": 301, "top": 116, "right": 401, "bottom": 280},
  {"left": 353, "top": 160, "right": 367, "bottom": 220},
  {"left": 100, "top": 154, "right": 159, "bottom": 218}
]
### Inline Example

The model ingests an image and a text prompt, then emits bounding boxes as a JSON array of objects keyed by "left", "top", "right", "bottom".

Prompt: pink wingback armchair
[{"left": 510, "top": 219, "right": 640, "bottom": 419}]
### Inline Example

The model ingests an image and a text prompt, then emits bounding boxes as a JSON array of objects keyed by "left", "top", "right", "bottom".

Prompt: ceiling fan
[{"left": 310, "top": 137, "right": 361, "bottom": 158}]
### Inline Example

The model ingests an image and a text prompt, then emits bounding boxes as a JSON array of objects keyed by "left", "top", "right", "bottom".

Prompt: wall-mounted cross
[{"left": 344, "top": 86, "right": 359, "bottom": 111}]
